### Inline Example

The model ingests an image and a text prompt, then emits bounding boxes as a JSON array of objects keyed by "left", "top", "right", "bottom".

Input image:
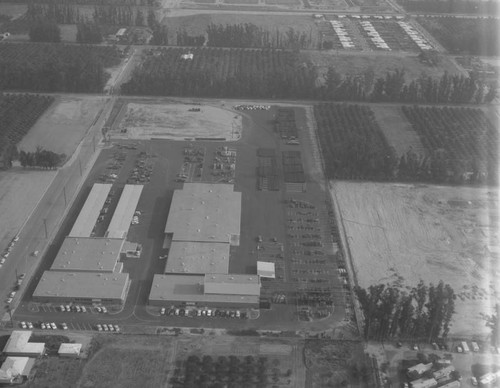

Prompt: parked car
[
  {"left": 96, "top": 324, "right": 102, "bottom": 331},
  {"left": 61, "top": 323, "right": 68, "bottom": 330},
  {"left": 27, "top": 322, "right": 33, "bottom": 329},
  {"left": 8, "top": 291, "right": 15, "bottom": 298},
  {"left": 60, "top": 305, "right": 66, "bottom": 312},
  {"left": 20, "top": 321, "right": 27, "bottom": 329},
  {"left": 101, "top": 306, "right": 107, "bottom": 313},
  {"left": 160, "top": 307, "right": 166, "bottom": 315},
  {"left": 81, "top": 306, "right": 87, "bottom": 313}
]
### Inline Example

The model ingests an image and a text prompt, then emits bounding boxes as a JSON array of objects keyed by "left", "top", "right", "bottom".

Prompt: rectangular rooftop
[
  {"left": 106, "top": 185, "right": 143, "bottom": 239},
  {"left": 69, "top": 184, "right": 111, "bottom": 238}
]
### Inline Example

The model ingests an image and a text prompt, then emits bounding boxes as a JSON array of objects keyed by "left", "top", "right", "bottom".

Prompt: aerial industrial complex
[
  {"left": 148, "top": 183, "right": 261, "bottom": 308},
  {"left": 32, "top": 183, "right": 144, "bottom": 305}
]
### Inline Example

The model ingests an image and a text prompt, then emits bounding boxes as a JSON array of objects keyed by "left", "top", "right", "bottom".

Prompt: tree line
[
  {"left": 355, "top": 281, "right": 455, "bottom": 342},
  {"left": 19, "top": 147, "right": 66, "bottom": 169},
  {"left": 398, "top": 0, "right": 499, "bottom": 15},
  {"left": 206, "top": 23, "right": 314, "bottom": 50}
]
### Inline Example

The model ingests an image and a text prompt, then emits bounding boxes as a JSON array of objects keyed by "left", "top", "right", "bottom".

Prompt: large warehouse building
[
  {"left": 149, "top": 183, "right": 261, "bottom": 307},
  {"left": 164, "top": 183, "right": 241, "bottom": 245},
  {"left": 32, "top": 183, "right": 143, "bottom": 305},
  {"left": 32, "top": 271, "right": 130, "bottom": 304}
]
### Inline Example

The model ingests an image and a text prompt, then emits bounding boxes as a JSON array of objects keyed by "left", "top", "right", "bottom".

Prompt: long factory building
[
  {"left": 32, "top": 184, "right": 143, "bottom": 305},
  {"left": 149, "top": 183, "right": 261, "bottom": 308}
]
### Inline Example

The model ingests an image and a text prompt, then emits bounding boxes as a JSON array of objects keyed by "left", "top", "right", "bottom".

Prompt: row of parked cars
[
  {"left": 160, "top": 307, "right": 246, "bottom": 319},
  {"left": 59, "top": 305, "right": 107, "bottom": 313},
  {"left": 95, "top": 324, "right": 120, "bottom": 332},
  {"left": 1, "top": 235, "right": 18, "bottom": 269},
  {"left": 23, "top": 321, "right": 69, "bottom": 330}
]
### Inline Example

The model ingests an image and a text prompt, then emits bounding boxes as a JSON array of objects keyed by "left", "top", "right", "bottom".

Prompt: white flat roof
[
  {"left": 106, "top": 185, "right": 143, "bottom": 239},
  {"left": 149, "top": 274, "right": 259, "bottom": 305},
  {"left": 3, "top": 331, "right": 44, "bottom": 356},
  {"left": 50, "top": 237, "right": 124, "bottom": 273},
  {"left": 164, "top": 183, "right": 241, "bottom": 244},
  {"left": 204, "top": 274, "right": 260, "bottom": 296},
  {"left": 0, "top": 357, "right": 32, "bottom": 381},
  {"left": 69, "top": 184, "right": 112, "bottom": 238},
  {"left": 165, "top": 241, "right": 230, "bottom": 274},
  {"left": 257, "top": 261, "right": 276, "bottom": 278},
  {"left": 33, "top": 271, "right": 130, "bottom": 301},
  {"left": 58, "top": 343, "right": 82, "bottom": 356}
]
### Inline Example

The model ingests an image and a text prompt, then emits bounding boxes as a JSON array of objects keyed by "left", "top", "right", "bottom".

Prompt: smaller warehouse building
[
  {"left": 58, "top": 343, "right": 82, "bottom": 358},
  {"left": 33, "top": 271, "right": 130, "bottom": 304},
  {"left": 257, "top": 261, "right": 276, "bottom": 279},
  {"left": 106, "top": 185, "right": 143, "bottom": 239},
  {"left": 2, "top": 331, "right": 45, "bottom": 357},
  {"left": 0, "top": 357, "right": 35, "bottom": 384},
  {"left": 149, "top": 274, "right": 260, "bottom": 308},
  {"left": 69, "top": 184, "right": 112, "bottom": 238},
  {"left": 50, "top": 237, "right": 125, "bottom": 273}
]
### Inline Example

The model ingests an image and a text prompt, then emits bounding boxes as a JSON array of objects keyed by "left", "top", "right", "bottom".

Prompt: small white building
[
  {"left": 58, "top": 343, "right": 82, "bottom": 358},
  {"left": 2, "top": 331, "right": 45, "bottom": 357}
]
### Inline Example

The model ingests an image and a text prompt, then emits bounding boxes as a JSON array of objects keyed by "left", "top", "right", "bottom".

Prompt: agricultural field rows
[
  {"left": 401, "top": 106, "right": 498, "bottom": 185},
  {"left": 0, "top": 43, "right": 123, "bottom": 92}
]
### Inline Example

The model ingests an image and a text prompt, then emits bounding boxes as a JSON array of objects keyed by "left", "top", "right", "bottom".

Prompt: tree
[
  {"left": 486, "top": 304, "right": 500, "bottom": 346},
  {"left": 29, "top": 19, "right": 61, "bottom": 42}
]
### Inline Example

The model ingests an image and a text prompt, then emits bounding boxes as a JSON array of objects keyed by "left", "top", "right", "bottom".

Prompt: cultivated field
[
  {"left": 303, "top": 51, "right": 463, "bottom": 82},
  {"left": 18, "top": 96, "right": 106, "bottom": 157},
  {"left": 0, "top": 169, "right": 56, "bottom": 249},
  {"left": 114, "top": 102, "right": 242, "bottom": 141},
  {"left": 332, "top": 181, "right": 499, "bottom": 336}
]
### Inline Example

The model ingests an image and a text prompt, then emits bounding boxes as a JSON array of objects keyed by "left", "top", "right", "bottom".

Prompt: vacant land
[
  {"left": 0, "top": 169, "right": 56, "bottom": 247},
  {"left": 332, "top": 181, "right": 499, "bottom": 336},
  {"left": 372, "top": 106, "right": 424, "bottom": 156},
  {"left": 114, "top": 102, "right": 242, "bottom": 141},
  {"left": 0, "top": 3, "right": 27, "bottom": 18},
  {"left": 18, "top": 96, "right": 106, "bottom": 157}
]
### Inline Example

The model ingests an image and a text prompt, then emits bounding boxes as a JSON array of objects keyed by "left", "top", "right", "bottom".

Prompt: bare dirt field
[
  {"left": 0, "top": 169, "right": 56, "bottom": 247},
  {"left": 18, "top": 96, "right": 106, "bottom": 158},
  {"left": 372, "top": 106, "right": 425, "bottom": 156},
  {"left": 303, "top": 51, "right": 463, "bottom": 82},
  {"left": 332, "top": 181, "right": 499, "bottom": 337},
  {"left": 0, "top": 3, "right": 27, "bottom": 18},
  {"left": 113, "top": 102, "right": 242, "bottom": 141}
]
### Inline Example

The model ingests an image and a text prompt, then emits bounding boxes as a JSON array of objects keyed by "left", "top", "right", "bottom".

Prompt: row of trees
[
  {"left": 18, "top": 148, "right": 65, "bottom": 169},
  {"left": 355, "top": 281, "right": 456, "bottom": 341},
  {"left": 323, "top": 68, "right": 497, "bottom": 104},
  {"left": 76, "top": 22, "right": 103, "bottom": 43},
  {"left": 27, "top": 0, "right": 158, "bottom": 5},
  {"left": 0, "top": 43, "right": 122, "bottom": 92},
  {"left": 206, "top": 23, "right": 314, "bottom": 50},
  {"left": 28, "top": 18, "right": 61, "bottom": 42}
]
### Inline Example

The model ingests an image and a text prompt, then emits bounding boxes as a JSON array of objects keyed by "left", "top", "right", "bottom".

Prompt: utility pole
[
  {"left": 43, "top": 218, "right": 48, "bottom": 239},
  {"left": 63, "top": 186, "right": 67, "bottom": 207}
]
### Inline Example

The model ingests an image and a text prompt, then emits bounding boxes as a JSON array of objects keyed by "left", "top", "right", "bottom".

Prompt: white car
[
  {"left": 102, "top": 325, "right": 108, "bottom": 331},
  {"left": 65, "top": 305, "right": 71, "bottom": 311},
  {"left": 50, "top": 322, "right": 57, "bottom": 330},
  {"left": 95, "top": 306, "right": 102, "bottom": 313},
  {"left": 101, "top": 306, "right": 107, "bottom": 313},
  {"left": 41, "top": 323, "right": 46, "bottom": 329},
  {"left": 81, "top": 306, "right": 87, "bottom": 313},
  {"left": 13, "top": 236, "right": 19, "bottom": 242},
  {"left": 75, "top": 306, "right": 81, "bottom": 313},
  {"left": 0, "top": 258, "right": 5, "bottom": 264},
  {"left": 61, "top": 323, "right": 68, "bottom": 330},
  {"left": 60, "top": 305, "right": 66, "bottom": 312},
  {"left": 2, "top": 252, "right": 9, "bottom": 258},
  {"left": 108, "top": 324, "right": 114, "bottom": 331},
  {"left": 27, "top": 322, "right": 33, "bottom": 329},
  {"left": 160, "top": 307, "right": 166, "bottom": 315},
  {"left": 96, "top": 324, "right": 102, "bottom": 331},
  {"left": 20, "top": 321, "right": 27, "bottom": 329},
  {"left": 114, "top": 325, "right": 120, "bottom": 332},
  {"left": 8, "top": 291, "right": 15, "bottom": 298}
]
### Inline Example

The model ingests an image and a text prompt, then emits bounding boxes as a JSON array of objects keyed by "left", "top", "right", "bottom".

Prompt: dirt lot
[
  {"left": 0, "top": 169, "right": 56, "bottom": 247},
  {"left": 303, "top": 51, "right": 463, "bottom": 82},
  {"left": 18, "top": 96, "right": 106, "bottom": 158},
  {"left": 0, "top": 3, "right": 27, "bottom": 18},
  {"left": 113, "top": 102, "right": 242, "bottom": 141},
  {"left": 20, "top": 333, "right": 306, "bottom": 388},
  {"left": 332, "top": 181, "right": 499, "bottom": 337},
  {"left": 372, "top": 105, "right": 425, "bottom": 156}
]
